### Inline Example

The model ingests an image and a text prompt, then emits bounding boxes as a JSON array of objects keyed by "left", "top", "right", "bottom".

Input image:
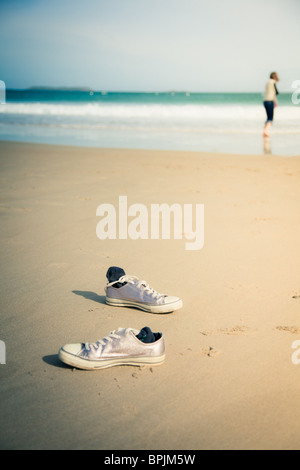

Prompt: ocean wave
[
  {"left": 1, "top": 120, "right": 299, "bottom": 135},
  {"left": 1, "top": 102, "right": 300, "bottom": 120}
]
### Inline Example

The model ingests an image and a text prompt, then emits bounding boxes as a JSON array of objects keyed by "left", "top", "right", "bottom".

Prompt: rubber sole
[
  {"left": 105, "top": 297, "right": 182, "bottom": 313},
  {"left": 58, "top": 348, "right": 165, "bottom": 370}
]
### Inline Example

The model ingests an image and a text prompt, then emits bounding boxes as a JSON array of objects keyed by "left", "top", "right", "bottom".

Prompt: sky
[{"left": 0, "top": 0, "right": 299, "bottom": 92}]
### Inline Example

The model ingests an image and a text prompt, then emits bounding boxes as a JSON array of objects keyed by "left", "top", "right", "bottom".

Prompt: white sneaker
[
  {"left": 105, "top": 274, "right": 183, "bottom": 313},
  {"left": 58, "top": 327, "right": 165, "bottom": 370}
]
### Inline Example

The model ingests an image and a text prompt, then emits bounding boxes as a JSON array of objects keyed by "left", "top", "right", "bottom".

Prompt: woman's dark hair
[{"left": 270, "top": 72, "right": 278, "bottom": 79}]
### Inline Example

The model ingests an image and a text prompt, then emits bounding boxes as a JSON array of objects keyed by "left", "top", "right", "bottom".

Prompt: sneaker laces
[
  {"left": 82, "top": 327, "right": 133, "bottom": 353},
  {"left": 105, "top": 275, "right": 166, "bottom": 299}
]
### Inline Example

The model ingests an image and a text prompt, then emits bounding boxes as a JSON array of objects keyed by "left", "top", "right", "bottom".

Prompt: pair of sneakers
[{"left": 58, "top": 267, "right": 183, "bottom": 370}]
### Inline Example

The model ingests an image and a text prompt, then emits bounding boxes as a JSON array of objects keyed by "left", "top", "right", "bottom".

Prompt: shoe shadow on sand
[
  {"left": 72, "top": 290, "right": 106, "bottom": 304},
  {"left": 43, "top": 354, "right": 89, "bottom": 371},
  {"left": 43, "top": 292, "right": 106, "bottom": 369},
  {"left": 43, "top": 354, "right": 71, "bottom": 369}
]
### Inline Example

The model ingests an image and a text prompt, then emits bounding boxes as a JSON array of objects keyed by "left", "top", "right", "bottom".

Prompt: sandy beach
[{"left": 0, "top": 139, "right": 300, "bottom": 450}]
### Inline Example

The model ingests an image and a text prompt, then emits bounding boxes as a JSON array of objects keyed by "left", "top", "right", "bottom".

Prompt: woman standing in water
[{"left": 263, "top": 72, "right": 279, "bottom": 137}]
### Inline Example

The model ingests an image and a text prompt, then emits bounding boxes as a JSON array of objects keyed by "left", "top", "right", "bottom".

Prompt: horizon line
[{"left": 6, "top": 87, "right": 273, "bottom": 94}]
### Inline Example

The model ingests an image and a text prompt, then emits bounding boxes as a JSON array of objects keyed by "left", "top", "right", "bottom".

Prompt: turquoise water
[
  {"left": 0, "top": 89, "right": 299, "bottom": 155},
  {"left": 4, "top": 89, "right": 295, "bottom": 105}
]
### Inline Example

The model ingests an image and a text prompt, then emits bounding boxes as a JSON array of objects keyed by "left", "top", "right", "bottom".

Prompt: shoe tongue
[
  {"left": 106, "top": 266, "right": 126, "bottom": 282},
  {"left": 136, "top": 326, "right": 156, "bottom": 343},
  {"left": 106, "top": 266, "right": 126, "bottom": 288}
]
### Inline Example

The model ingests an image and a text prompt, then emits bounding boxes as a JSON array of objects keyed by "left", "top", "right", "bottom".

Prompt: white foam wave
[{"left": 1, "top": 102, "right": 299, "bottom": 120}]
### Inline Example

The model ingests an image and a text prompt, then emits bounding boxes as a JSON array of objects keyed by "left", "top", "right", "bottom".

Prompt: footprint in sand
[
  {"left": 276, "top": 326, "right": 300, "bottom": 335},
  {"left": 201, "top": 346, "right": 221, "bottom": 358},
  {"left": 183, "top": 347, "right": 221, "bottom": 359},
  {"left": 200, "top": 325, "right": 255, "bottom": 336},
  {"left": 0, "top": 206, "right": 32, "bottom": 213}
]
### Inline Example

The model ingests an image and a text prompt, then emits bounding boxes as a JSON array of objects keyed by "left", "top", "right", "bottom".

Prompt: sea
[{"left": 0, "top": 89, "right": 299, "bottom": 155}]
